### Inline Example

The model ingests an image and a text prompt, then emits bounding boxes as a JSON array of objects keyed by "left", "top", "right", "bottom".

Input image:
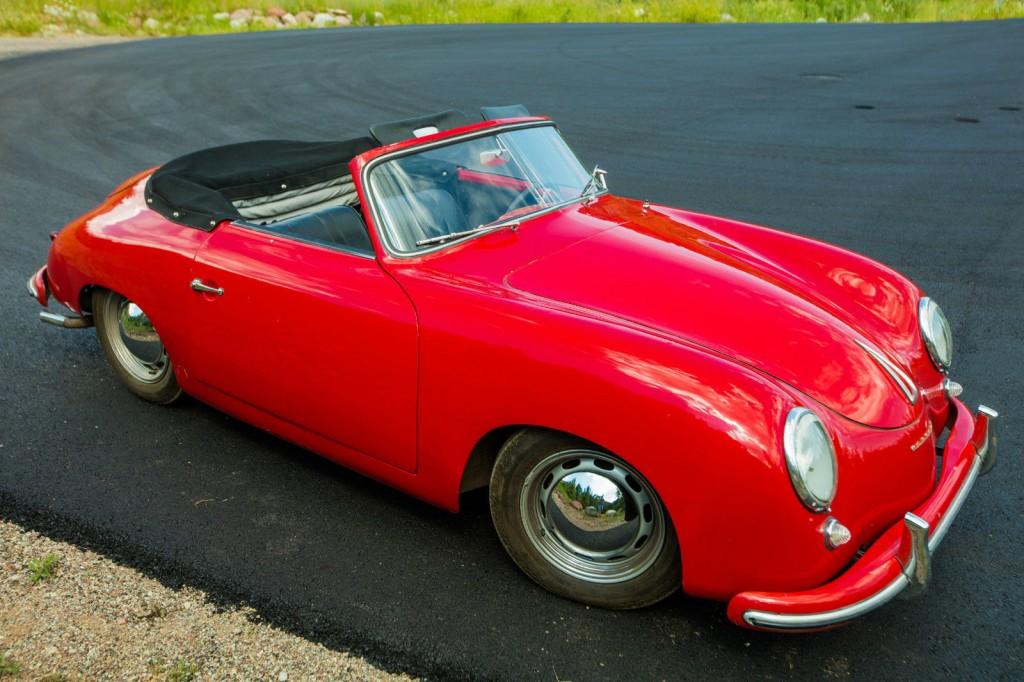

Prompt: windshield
[{"left": 369, "top": 125, "right": 594, "bottom": 253}]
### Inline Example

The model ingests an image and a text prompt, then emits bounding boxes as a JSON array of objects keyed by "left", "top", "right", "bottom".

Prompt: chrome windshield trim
[
  {"left": 362, "top": 120, "right": 602, "bottom": 259},
  {"left": 855, "top": 339, "right": 919, "bottom": 405},
  {"left": 743, "top": 451, "right": 983, "bottom": 630}
]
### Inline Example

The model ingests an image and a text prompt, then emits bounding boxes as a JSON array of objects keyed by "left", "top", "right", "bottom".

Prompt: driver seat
[{"left": 380, "top": 189, "right": 467, "bottom": 251}]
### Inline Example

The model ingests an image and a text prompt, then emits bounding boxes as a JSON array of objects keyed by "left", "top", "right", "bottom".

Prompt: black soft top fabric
[
  {"left": 369, "top": 109, "right": 471, "bottom": 146},
  {"left": 145, "top": 137, "right": 376, "bottom": 230}
]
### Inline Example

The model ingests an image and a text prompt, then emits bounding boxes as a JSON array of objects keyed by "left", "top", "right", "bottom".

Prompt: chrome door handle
[{"left": 190, "top": 278, "right": 224, "bottom": 296}]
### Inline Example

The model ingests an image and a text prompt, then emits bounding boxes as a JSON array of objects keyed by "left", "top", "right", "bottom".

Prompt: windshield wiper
[
  {"left": 415, "top": 220, "right": 520, "bottom": 248},
  {"left": 579, "top": 165, "right": 608, "bottom": 200}
]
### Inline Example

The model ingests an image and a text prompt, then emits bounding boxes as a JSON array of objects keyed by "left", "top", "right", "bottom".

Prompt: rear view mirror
[{"left": 479, "top": 149, "right": 510, "bottom": 167}]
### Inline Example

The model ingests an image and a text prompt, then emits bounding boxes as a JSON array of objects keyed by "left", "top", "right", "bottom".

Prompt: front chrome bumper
[{"left": 730, "top": 401, "right": 998, "bottom": 631}]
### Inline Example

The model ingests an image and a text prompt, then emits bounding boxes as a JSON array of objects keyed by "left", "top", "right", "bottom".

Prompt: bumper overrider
[
  {"left": 727, "top": 398, "right": 998, "bottom": 631},
  {"left": 27, "top": 266, "right": 92, "bottom": 328}
]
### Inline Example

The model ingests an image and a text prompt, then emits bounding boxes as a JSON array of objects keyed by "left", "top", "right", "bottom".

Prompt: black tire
[
  {"left": 489, "top": 429, "right": 681, "bottom": 609},
  {"left": 92, "top": 289, "right": 181, "bottom": 405}
]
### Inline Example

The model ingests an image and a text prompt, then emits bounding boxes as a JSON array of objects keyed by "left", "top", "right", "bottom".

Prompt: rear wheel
[
  {"left": 92, "top": 289, "right": 181, "bottom": 404},
  {"left": 489, "top": 429, "right": 680, "bottom": 609}
]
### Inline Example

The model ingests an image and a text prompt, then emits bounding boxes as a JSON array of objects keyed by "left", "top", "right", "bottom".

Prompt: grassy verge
[{"left": 1, "top": 1, "right": 1022, "bottom": 37}]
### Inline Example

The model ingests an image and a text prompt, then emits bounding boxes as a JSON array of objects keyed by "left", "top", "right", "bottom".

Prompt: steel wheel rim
[
  {"left": 520, "top": 449, "right": 666, "bottom": 584},
  {"left": 102, "top": 295, "right": 169, "bottom": 384}
]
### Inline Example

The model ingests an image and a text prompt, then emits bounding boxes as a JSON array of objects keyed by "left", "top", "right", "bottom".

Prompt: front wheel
[
  {"left": 92, "top": 289, "right": 181, "bottom": 405},
  {"left": 489, "top": 429, "right": 680, "bottom": 609}
]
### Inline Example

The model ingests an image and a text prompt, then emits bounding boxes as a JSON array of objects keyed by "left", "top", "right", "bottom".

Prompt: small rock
[
  {"left": 815, "top": 17, "right": 827, "bottom": 23},
  {"left": 295, "top": 11, "right": 314, "bottom": 24},
  {"left": 76, "top": 10, "right": 100, "bottom": 27},
  {"left": 281, "top": 12, "right": 297, "bottom": 26},
  {"left": 261, "top": 16, "right": 280, "bottom": 28},
  {"left": 278, "top": 672, "right": 288, "bottom": 682},
  {"left": 357, "top": 13, "right": 367, "bottom": 25},
  {"left": 720, "top": 12, "right": 735, "bottom": 23},
  {"left": 229, "top": 8, "right": 254, "bottom": 23},
  {"left": 266, "top": 6, "right": 287, "bottom": 18},
  {"left": 851, "top": 12, "right": 871, "bottom": 23},
  {"left": 633, "top": 7, "right": 646, "bottom": 18},
  {"left": 327, "top": 8, "right": 351, "bottom": 17},
  {"left": 312, "top": 12, "right": 334, "bottom": 27},
  {"left": 335, "top": 15, "right": 352, "bottom": 26},
  {"left": 142, "top": 17, "right": 160, "bottom": 31},
  {"left": 229, "top": 18, "right": 247, "bottom": 29},
  {"left": 213, "top": 12, "right": 229, "bottom": 21},
  {"left": 373, "top": 11, "right": 385, "bottom": 24}
]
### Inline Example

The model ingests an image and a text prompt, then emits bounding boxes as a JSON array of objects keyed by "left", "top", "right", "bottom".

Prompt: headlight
[
  {"left": 783, "top": 408, "right": 837, "bottom": 512},
  {"left": 919, "top": 297, "right": 953, "bottom": 371}
]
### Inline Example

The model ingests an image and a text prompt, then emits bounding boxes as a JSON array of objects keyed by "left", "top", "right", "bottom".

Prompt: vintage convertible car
[{"left": 29, "top": 106, "right": 998, "bottom": 631}]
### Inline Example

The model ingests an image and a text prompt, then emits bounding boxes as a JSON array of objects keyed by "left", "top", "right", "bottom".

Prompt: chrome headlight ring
[
  {"left": 919, "top": 297, "right": 953, "bottom": 372},
  {"left": 783, "top": 408, "right": 838, "bottom": 512}
]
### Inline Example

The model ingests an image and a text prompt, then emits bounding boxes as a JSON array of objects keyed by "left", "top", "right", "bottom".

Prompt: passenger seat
[{"left": 263, "top": 206, "right": 373, "bottom": 253}]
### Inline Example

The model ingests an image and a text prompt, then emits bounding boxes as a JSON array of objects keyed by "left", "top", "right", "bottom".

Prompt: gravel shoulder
[
  {"left": 0, "top": 519, "right": 411, "bottom": 681},
  {"left": 0, "top": 35, "right": 138, "bottom": 60}
]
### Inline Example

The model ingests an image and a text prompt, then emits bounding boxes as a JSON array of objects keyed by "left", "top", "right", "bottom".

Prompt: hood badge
[
  {"left": 855, "top": 339, "right": 919, "bottom": 405},
  {"left": 911, "top": 420, "right": 934, "bottom": 452}
]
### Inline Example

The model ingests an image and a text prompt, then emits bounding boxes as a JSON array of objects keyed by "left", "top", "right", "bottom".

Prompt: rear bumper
[
  {"left": 27, "top": 266, "right": 48, "bottom": 306},
  {"left": 28, "top": 265, "right": 92, "bottom": 328},
  {"left": 727, "top": 399, "right": 997, "bottom": 631}
]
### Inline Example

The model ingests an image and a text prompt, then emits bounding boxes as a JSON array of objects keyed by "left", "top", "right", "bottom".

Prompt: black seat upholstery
[
  {"left": 378, "top": 189, "right": 467, "bottom": 251},
  {"left": 264, "top": 205, "right": 372, "bottom": 253}
]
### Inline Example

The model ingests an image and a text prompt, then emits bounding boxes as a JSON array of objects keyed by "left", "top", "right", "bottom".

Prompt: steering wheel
[{"left": 504, "top": 187, "right": 537, "bottom": 214}]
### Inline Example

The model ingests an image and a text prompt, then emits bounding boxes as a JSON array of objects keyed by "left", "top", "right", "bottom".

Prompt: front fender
[{"left": 407, "top": 274, "right": 860, "bottom": 598}]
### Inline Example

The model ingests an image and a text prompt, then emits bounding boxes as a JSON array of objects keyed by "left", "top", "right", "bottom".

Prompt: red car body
[{"left": 29, "top": 115, "right": 997, "bottom": 630}]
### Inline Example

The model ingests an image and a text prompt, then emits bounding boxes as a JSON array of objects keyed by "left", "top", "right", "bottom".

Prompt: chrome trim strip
[
  {"left": 855, "top": 339, "right": 919, "bottom": 404},
  {"left": 743, "top": 571, "right": 910, "bottom": 629},
  {"left": 743, "top": 444, "right": 984, "bottom": 630},
  {"left": 928, "top": 453, "right": 982, "bottom": 553},
  {"left": 361, "top": 120, "right": 605, "bottom": 259},
  {"left": 230, "top": 220, "right": 376, "bottom": 260},
  {"left": 26, "top": 273, "right": 38, "bottom": 299}
]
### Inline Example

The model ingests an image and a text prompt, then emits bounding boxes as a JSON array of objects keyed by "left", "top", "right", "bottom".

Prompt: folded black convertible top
[
  {"left": 144, "top": 105, "right": 530, "bottom": 231},
  {"left": 145, "top": 137, "right": 376, "bottom": 231}
]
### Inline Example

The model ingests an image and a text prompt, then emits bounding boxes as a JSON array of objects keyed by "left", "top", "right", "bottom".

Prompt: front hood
[{"left": 505, "top": 203, "right": 918, "bottom": 428}]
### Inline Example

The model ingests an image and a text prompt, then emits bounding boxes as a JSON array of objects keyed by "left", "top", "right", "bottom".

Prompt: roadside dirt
[{"left": 0, "top": 519, "right": 412, "bottom": 680}]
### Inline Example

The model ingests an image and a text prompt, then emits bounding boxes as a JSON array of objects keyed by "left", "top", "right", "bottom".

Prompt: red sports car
[{"left": 28, "top": 106, "right": 998, "bottom": 631}]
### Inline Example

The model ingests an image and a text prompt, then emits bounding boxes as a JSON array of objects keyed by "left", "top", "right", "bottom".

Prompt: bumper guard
[{"left": 731, "top": 400, "right": 998, "bottom": 631}]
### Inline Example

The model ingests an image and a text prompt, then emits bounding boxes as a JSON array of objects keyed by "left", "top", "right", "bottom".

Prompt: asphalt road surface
[{"left": 2, "top": 21, "right": 1022, "bottom": 680}]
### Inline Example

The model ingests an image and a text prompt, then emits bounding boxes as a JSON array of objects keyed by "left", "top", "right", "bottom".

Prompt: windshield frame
[{"left": 362, "top": 120, "right": 605, "bottom": 258}]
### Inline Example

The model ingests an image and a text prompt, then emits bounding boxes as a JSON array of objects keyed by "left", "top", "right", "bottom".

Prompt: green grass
[
  {"left": 0, "top": 652, "right": 20, "bottom": 678},
  {"left": 165, "top": 659, "right": 199, "bottom": 682},
  {"left": 1, "top": 1, "right": 1021, "bottom": 36},
  {"left": 26, "top": 552, "right": 60, "bottom": 584}
]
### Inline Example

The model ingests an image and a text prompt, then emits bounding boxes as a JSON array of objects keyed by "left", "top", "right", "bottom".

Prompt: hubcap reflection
[
  {"left": 521, "top": 450, "right": 666, "bottom": 583},
  {"left": 104, "top": 296, "right": 169, "bottom": 383}
]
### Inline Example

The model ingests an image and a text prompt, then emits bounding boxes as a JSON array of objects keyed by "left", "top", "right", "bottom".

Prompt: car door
[{"left": 185, "top": 222, "right": 418, "bottom": 472}]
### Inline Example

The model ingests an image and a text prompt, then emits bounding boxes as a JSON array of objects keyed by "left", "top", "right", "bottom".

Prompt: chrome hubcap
[
  {"left": 104, "top": 296, "right": 168, "bottom": 383},
  {"left": 520, "top": 449, "right": 666, "bottom": 584}
]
